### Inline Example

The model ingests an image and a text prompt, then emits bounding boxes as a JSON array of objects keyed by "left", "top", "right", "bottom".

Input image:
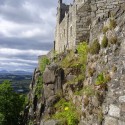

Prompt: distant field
[{"left": 0, "top": 74, "right": 32, "bottom": 94}]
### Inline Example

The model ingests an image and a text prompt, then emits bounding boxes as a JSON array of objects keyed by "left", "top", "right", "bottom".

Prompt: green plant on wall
[
  {"left": 75, "top": 85, "right": 95, "bottom": 97},
  {"left": 95, "top": 73, "right": 105, "bottom": 85},
  {"left": 102, "top": 26, "right": 109, "bottom": 34},
  {"left": 61, "top": 42, "right": 88, "bottom": 78},
  {"left": 40, "top": 56, "right": 50, "bottom": 72},
  {"left": 109, "top": 19, "right": 117, "bottom": 29},
  {"left": 101, "top": 35, "right": 108, "bottom": 48},
  {"left": 77, "top": 42, "right": 88, "bottom": 73},
  {"left": 89, "top": 39, "right": 100, "bottom": 55},
  {"left": 35, "top": 76, "right": 43, "bottom": 99},
  {"left": 95, "top": 72, "right": 111, "bottom": 85},
  {"left": 53, "top": 98, "right": 79, "bottom": 125}
]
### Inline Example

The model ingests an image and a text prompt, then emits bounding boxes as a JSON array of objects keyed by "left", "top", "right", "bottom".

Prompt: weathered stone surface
[
  {"left": 108, "top": 104, "right": 120, "bottom": 118},
  {"left": 104, "top": 116, "right": 118, "bottom": 125},
  {"left": 43, "top": 84, "right": 54, "bottom": 99},
  {"left": 92, "top": 96, "right": 99, "bottom": 107},
  {"left": 43, "top": 67, "right": 55, "bottom": 84},
  {"left": 66, "top": 74, "right": 76, "bottom": 82},
  {"left": 119, "top": 95, "right": 125, "bottom": 103},
  {"left": 40, "top": 120, "right": 60, "bottom": 125},
  {"left": 46, "top": 95, "right": 59, "bottom": 107},
  {"left": 118, "top": 120, "right": 125, "bottom": 125}
]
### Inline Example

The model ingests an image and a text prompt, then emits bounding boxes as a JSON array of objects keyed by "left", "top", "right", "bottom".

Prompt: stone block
[
  {"left": 108, "top": 104, "right": 120, "bottom": 118},
  {"left": 118, "top": 120, "right": 125, "bottom": 125},
  {"left": 43, "top": 68, "right": 55, "bottom": 84},
  {"left": 104, "top": 116, "right": 118, "bottom": 125},
  {"left": 119, "top": 96, "right": 125, "bottom": 103}
]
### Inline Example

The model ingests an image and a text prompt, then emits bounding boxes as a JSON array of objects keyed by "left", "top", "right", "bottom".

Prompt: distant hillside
[{"left": 0, "top": 70, "right": 32, "bottom": 75}]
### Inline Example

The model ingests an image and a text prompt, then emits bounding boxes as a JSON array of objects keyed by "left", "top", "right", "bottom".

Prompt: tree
[{"left": 0, "top": 80, "right": 25, "bottom": 125}]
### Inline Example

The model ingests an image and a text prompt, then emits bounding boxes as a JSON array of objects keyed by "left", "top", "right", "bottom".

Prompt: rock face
[
  {"left": 23, "top": 1, "right": 125, "bottom": 125},
  {"left": 23, "top": 63, "right": 64, "bottom": 125}
]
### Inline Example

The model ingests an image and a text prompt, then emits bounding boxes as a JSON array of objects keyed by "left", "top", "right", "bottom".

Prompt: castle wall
[
  {"left": 75, "top": 1, "right": 91, "bottom": 44},
  {"left": 55, "top": 0, "right": 125, "bottom": 53},
  {"left": 55, "top": 4, "right": 77, "bottom": 53},
  {"left": 67, "top": 5, "right": 77, "bottom": 50}
]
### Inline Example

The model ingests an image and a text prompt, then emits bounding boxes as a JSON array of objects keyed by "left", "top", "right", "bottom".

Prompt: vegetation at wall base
[{"left": 52, "top": 98, "right": 79, "bottom": 125}]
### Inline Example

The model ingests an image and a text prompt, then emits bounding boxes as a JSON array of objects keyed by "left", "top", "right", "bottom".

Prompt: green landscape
[{"left": 0, "top": 74, "right": 32, "bottom": 94}]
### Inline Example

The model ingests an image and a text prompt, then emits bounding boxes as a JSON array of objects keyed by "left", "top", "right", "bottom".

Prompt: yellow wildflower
[{"left": 64, "top": 107, "right": 69, "bottom": 111}]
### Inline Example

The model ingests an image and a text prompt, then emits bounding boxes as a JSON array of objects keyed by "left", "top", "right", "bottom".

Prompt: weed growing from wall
[
  {"left": 53, "top": 98, "right": 79, "bottom": 125},
  {"left": 89, "top": 39, "right": 100, "bottom": 54},
  {"left": 39, "top": 56, "right": 50, "bottom": 72}
]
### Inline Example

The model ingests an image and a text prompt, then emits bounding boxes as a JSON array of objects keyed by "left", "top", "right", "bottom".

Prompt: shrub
[
  {"left": 101, "top": 35, "right": 108, "bottom": 48},
  {"left": 95, "top": 72, "right": 111, "bottom": 85},
  {"left": 61, "top": 42, "right": 88, "bottom": 79},
  {"left": 89, "top": 39, "right": 100, "bottom": 55},
  {"left": 109, "top": 19, "right": 117, "bottom": 29},
  {"left": 35, "top": 76, "right": 43, "bottom": 98},
  {"left": 102, "top": 26, "right": 109, "bottom": 34},
  {"left": 75, "top": 86, "right": 95, "bottom": 97},
  {"left": 109, "top": 36, "right": 117, "bottom": 44},
  {"left": 95, "top": 73, "right": 105, "bottom": 85},
  {"left": 53, "top": 98, "right": 79, "bottom": 125},
  {"left": 39, "top": 56, "right": 50, "bottom": 72}
]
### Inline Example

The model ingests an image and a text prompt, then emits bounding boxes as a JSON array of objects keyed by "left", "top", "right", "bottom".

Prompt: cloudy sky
[{"left": 0, "top": 0, "right": 73, "bottom": 72}]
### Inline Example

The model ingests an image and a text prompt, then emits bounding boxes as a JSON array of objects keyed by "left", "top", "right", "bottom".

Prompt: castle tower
[{"left": 58, "top": 0, "right": 62, "bottom": 7}]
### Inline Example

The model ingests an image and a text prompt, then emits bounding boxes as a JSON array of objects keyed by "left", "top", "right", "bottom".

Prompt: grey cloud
[
  {"left": 0, "top": 36, "right": 53, "bottom": 50},
  {"left": 0, "top": 0, "right": 73, "bottom": 72}
]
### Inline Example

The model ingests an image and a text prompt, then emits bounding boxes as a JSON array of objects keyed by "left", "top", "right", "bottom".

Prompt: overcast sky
[{"left": 0, "top": 0, "right": 73, "bottom": 72}]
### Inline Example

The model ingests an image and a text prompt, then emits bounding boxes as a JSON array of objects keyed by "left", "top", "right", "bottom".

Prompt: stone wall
[
  {"left": 55, "top": 0, "right": 125, "bottom": 53},
  {"left": 75, "top": 1, "right": 91, "bottom": 44}
]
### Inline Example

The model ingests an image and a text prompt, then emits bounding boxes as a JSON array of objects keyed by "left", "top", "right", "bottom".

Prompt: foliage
[
  {"left": 89, "top": 39, "right": 100, "bottom": 55},
  {"left": 39, "top": 56, "right": 50, "bottom": 72},
  {"left": 95, "top": 73, "right": 105, "bottom": 85},
  {"left": 95, "top": 72, "right": 111, "bottom": 85},
  {"left": 61, "top": 42, "right": 88, "bottom": 77},
  {"left": 77, "top": 42, "right": 88, "bottom": 73},
  {"left": 75, "top": 86, "right": 95, "bottom": 97},
  {"left": 109, "top": 19, "right": 117, "bottom": 29},
  {"left": 0, "top": 80, "right": 25, "bottom": 125},
  {"left": 102, "top": 26, "right": 109, "bottom": 34},
  {"left": 101, "top": 35, "right": 108, "bottom": 48},
  {"left": 35, "top": 76, "right": 43, "bottom": 99},
  {"left": 53, "top": 98, "right": 79, "bottom": 125}
]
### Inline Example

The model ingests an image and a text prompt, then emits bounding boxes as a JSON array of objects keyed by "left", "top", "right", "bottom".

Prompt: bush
[
  {"left": 35, "top": 76, "right": 43, "bottom": 99},
  {"left": 53, "top": 98, "right": 79, "bottom": 125},
  {"left": 39, "top": 56, "right": 50, "bottom": 72},
  {"left": 95, "top": 73, "right": 105, "bottom": 85},
  {"left": 95, "top": 73, "right": 111, "bottom": 85},
  {"left": 102, "top": 26, "right": 109, "bottom": 34},
  {"left": 109, "top": 19, "right": 117, "bottom": 29},
  {"left": 101, "top": 35, "right": 108, "bottom": 48},
  {"left": 89, "top": 39, "right": 100, "bottom": 54}
]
